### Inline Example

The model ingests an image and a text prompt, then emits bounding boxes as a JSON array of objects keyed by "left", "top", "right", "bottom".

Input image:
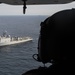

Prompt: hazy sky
[{"left": 0, "top": 1, "right": 75, "bottom": 15}]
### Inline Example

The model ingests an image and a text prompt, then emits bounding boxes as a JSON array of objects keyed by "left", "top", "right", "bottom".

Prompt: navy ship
[{"left": 0, "top": 31, "right": 33, "bottom": 46}]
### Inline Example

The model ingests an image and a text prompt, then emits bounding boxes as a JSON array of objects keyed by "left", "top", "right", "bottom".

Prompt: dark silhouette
[{"left": 22, "top": 8, "right": 75, "bottom": 75}]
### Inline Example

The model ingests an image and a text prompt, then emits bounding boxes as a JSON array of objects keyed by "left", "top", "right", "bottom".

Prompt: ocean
[{"left": 0, "top": 15, "right": 48, "bottom": 75}]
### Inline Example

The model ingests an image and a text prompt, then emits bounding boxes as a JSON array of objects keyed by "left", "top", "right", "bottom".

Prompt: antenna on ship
[{"left": 3, "top": 30, "right": 9, "bottom": 37}]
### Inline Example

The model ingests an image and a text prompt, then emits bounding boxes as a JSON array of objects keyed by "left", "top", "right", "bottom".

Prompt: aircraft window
[{"left": 0, "top": 1, "right": 75, "bottom": 75}]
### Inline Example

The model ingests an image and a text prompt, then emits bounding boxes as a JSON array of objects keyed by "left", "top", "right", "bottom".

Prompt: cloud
[{"left": 0, "top": 2, "right": 75, "bottom": 15}]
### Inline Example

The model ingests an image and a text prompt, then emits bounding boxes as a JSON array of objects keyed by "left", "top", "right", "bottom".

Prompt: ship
[{"left": 0, "top": 31, "right": 33, "bottom": 46}]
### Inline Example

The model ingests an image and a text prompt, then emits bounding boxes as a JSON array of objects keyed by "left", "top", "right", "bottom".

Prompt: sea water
[{"left": 0, "top": 15, "right": 48, "bottom": 75}]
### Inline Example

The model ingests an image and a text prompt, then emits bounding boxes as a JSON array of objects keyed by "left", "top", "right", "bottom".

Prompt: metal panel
[{"left": 0, "top": 0, "right": 74, "bottom": 5}]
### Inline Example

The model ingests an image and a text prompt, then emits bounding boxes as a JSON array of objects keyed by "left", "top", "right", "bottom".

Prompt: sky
[{"left": 0, "top": 1, "right": 75, "bottom": 15}]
